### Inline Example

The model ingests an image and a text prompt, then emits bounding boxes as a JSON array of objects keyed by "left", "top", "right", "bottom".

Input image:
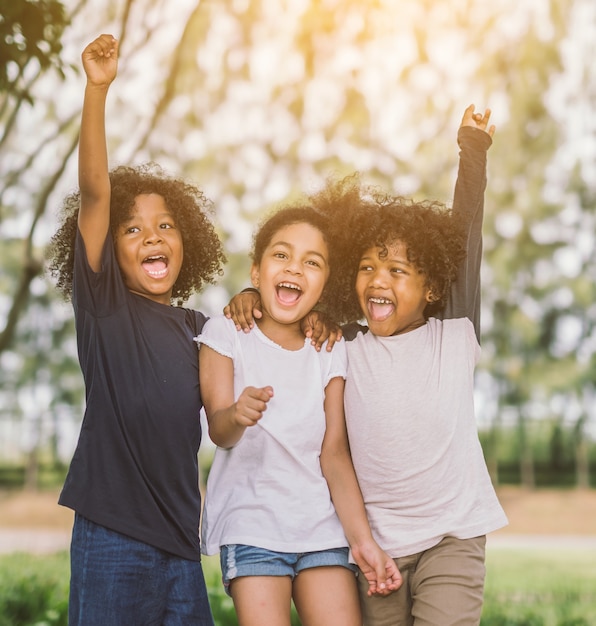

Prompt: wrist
[
  {"left": 457, "top": 125, "right": 492, "bottom": 151},
  {"left": 346, "top": 530, "right": 375, "bottom": 551}
]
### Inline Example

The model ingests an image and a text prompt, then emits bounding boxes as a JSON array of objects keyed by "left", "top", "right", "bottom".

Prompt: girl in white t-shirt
[{"left": 196, "top": 204, "right": 400, "bottom": 626}]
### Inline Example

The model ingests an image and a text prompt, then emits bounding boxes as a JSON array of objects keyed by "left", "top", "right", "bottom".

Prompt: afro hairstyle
[{"left": 46, "top": 163, "right": 226, "bottom": 305}]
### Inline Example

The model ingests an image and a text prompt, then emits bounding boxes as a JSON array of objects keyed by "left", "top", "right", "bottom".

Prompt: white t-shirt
[
  {"left": 197, "top": 315, "right": 349, "bottom": 555},
  {"left": 344, "top": 317, "right": 508, "bottom": 558}
]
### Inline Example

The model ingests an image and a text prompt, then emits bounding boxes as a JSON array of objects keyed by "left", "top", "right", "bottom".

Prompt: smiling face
[
  {"left": 355, "top": 240, "right": 434, "bottom": 337},
  {"left": 251, "top": 222, "right": 330, "bottom": 334},
  {"left": 114, "top": 193, "right": 183, "bottom": 305}
]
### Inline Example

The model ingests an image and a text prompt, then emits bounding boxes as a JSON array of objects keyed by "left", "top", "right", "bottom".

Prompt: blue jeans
[{"left": 69, "top": 514, "right": 214, "bottom": 626}]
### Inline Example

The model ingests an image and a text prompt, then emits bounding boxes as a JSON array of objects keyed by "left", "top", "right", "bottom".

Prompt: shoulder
[
  {"left": 201, "top": 315, "right": 235, "bottom": 336},
  {"left": 72, "top": 230, "right": 128, "bottom": 314},
  {"left": 319, "top": 336, "right": 347, "bottom": 364},
  {"left": 74, "top": 228, "right": 114, "bottom": 278},
  {"left": 195, "top": 315, "right": 238, "bottom": 355},
  {"left": 314, "top": 337, "right": 347, "bottom": 383},
  {"left": 182, "top": 307, "right": 208, "bottom": 335},
  {"left": 430, "top": 317, "right": 479, "bottom": 347},
  {"left": 341, "top": 322, "right": 369, "bottom": 342}
]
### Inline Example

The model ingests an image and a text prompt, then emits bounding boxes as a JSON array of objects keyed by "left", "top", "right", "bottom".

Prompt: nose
[
  {"left": 144, "top": 227, "right": 163, "bottom": 245},
  {"left": 370, "top": 268, "right": 388, "bottom": 287},
  {"left": 284, "top": 258, "right": 302, "bottom": 275}
]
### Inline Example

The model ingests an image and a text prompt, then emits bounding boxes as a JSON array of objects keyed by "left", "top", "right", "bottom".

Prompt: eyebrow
[
  {"left": 360, "top": 253, "right": 412, "bottom": 269},
  {"left": 121, "top": 212, "right": 175, "bottom": 224},
  {"left": 271, "top": 240, "right": 328, "bottom": 263},
  {"left": 388, "top": 257, "right": 411, "bottom": 266}
]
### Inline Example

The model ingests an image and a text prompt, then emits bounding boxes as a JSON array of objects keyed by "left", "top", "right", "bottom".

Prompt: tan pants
[{"left": 358, "top": 535, "right": 486, "bottom": 626}]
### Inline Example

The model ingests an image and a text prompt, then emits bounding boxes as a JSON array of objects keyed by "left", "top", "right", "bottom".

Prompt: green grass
[
  {"left": 482, "top": 545, "right": 596, "bottom": 625},
  {"left": 0, "top": 552, "right": 69, "bottom": 625},
  {"left": 1, "top": 547, "right": 595, "bottom": 625}
]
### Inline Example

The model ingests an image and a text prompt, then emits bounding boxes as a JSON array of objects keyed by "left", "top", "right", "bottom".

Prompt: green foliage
[
  {"left": 0, "top": 552, "right": 68, "bottom": 626},
  {"left": 0, "top": 553, "right": 303, "bottom": 626},
  {"left": 2, "top": 548, "right": 596, "bottom": 625},
  {"left": 0, "top": 464, "right": 67, "bottom": 489},
  {"left": 0, "top": 0, "right": 70, "bottom": 98},
  {"left": 479, "top": 422, "right": 595, "bottom": 487}
]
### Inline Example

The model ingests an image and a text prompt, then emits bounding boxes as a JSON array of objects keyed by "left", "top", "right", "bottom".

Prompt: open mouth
[
  {"left": 276, "top": 282, "right": 302, "bottom": 305},
  {"left": 142, "top": 254, "right": 168, "bottom": 279},
  {"left": 367, "top": 296, "right": 395, "bottom": 321}
]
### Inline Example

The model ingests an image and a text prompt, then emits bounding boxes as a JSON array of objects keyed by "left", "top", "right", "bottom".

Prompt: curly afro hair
[
  {"left": 46, "top": 163, "right": 226, "bottom": 305},
  {"left": 250, "top": 202, "right": 346, "bottom": 318},
  {"left": 306, "top": 175, "right": 468, "bottom": 324}
]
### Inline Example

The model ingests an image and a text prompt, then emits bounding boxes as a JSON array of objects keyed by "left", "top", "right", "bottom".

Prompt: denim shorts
[{"left": 220, "top": 544, "right": 357, "bottom": 595}]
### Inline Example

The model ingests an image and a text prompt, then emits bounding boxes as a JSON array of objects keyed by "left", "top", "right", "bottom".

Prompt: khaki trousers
[{"left": 358, "top": 535, "right": 486, "bottom": 626}]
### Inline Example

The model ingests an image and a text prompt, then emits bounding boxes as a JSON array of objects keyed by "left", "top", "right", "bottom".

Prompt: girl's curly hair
[
  {"left": 250, "top": 173, "right": 378, "bottom": 319},
  {"left": 46, "top": 163, "right": 226, "bottom": 305},
  {"left": 250, "top": 203, "right": 345, "bottom": 317},
  {"left": 307, "top": 174, "right": 468, "bottom": 324}
]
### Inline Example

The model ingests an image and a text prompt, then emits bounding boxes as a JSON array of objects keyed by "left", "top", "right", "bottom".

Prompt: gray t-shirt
[{"left": 343, "top": 126, "right": 507, "bottom": 557}]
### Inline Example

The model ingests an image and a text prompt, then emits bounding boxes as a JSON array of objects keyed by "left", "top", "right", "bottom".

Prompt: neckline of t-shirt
[{"left": 252, "top": 323, "right": 310, "bottom": 353}]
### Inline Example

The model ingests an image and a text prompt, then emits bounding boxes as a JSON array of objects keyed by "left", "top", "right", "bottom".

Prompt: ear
[
  {"left": 250, "top": 263, "right": 260, "bottom": 288},
  {"left": 426, "top": 288, "right": 438, "bottom": 303}
]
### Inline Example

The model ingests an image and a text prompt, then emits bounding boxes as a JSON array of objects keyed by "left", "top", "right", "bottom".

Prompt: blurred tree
[
  {"left": 0, "top": 0, "right": 72, "bottom": 354},
  {"left": 479, "top": 0, "right": 595, "bottom": 488},
  {"left": 0, "top": 0, "right": 93, "bottom": 480},
  {"left": 0, "top": 0, "right": 70, "bottom": 97},
  {"left": 0, "top": 0, "right": 594, "bottom": 488}
]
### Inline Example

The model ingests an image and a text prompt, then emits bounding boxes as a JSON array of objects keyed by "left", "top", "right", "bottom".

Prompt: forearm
[
  {"left": 444, "top": 126, "right": 491, "bottom": 331},
  {"left": 321, "top": 450, "right": 375, "bottom": 549},
  {"left": 453, "top": 126, "right": 491, "bottom": 225},
  {"left": 206, "top": 404, "right": 247, "bottom": 449}
]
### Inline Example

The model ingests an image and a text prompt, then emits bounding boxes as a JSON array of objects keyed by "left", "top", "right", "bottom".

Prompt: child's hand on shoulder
[
  {"left": 225, "top": 289, "right": 262, "bottom": 332},
  {"left": 82, "top": 34, "right": 118, "bottom": 87},
  {"left": 301, "top": 310, "right": 343, "bottom": 352},
  {"left": 461, "top": 104, "right": 495, "bottom": 138}
]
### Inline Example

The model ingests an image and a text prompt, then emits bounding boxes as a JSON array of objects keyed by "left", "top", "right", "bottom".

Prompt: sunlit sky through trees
[{"left": 1, "top": 0, "right": 595, "bottom": 459}]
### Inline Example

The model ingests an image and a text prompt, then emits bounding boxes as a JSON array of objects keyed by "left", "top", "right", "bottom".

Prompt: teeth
[
  {"left": 144, "top": 255, "right": 166, "bottom": 262},
  {"left": 369, "top": 297, "right": 392, "bottom": 304},
  {"left": 278, "top": 282, "right": 301, "bottom": 291}
]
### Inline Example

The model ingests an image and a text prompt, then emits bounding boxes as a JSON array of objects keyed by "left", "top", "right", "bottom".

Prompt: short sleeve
[
  {"left": 323, "top": 337, "right": 347, "bottom": 387},
  {"left": 195, "top": 315, "right": 236, "bottom": 359},
  {"left": 72, "top": 229, "right": 128, "bottom": 316}
]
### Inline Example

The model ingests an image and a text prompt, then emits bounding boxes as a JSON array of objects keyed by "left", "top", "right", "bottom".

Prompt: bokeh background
[
  {"left": 1, "top": 0, "right": 594, "bottom": 490},
  {"left": 1, "top": 1, "right": 596, "bottom": 624}
]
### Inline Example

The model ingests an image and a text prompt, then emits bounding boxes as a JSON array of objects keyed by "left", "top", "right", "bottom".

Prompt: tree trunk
[
  {"left": 518, "top": 412, "right": 535, "bottom": 490},
  {"left": 575, "top": 413, "right": 591, "bottom": 490}
]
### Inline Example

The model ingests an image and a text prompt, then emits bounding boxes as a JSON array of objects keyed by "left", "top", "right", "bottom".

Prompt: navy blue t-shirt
[{"left": 59, "top": 230, "right": 207, "bottom": 561}]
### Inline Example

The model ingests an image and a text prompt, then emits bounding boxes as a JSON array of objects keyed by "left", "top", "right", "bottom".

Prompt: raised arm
[
  {"left": 442, "top": 105, "right": 495, "bottom": 338},
  {"left": 77, "top": 34, "right": 119, "bottom": 271},
  {"left": 320, "top": 377, "right": 402, "bottom": 596}
]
